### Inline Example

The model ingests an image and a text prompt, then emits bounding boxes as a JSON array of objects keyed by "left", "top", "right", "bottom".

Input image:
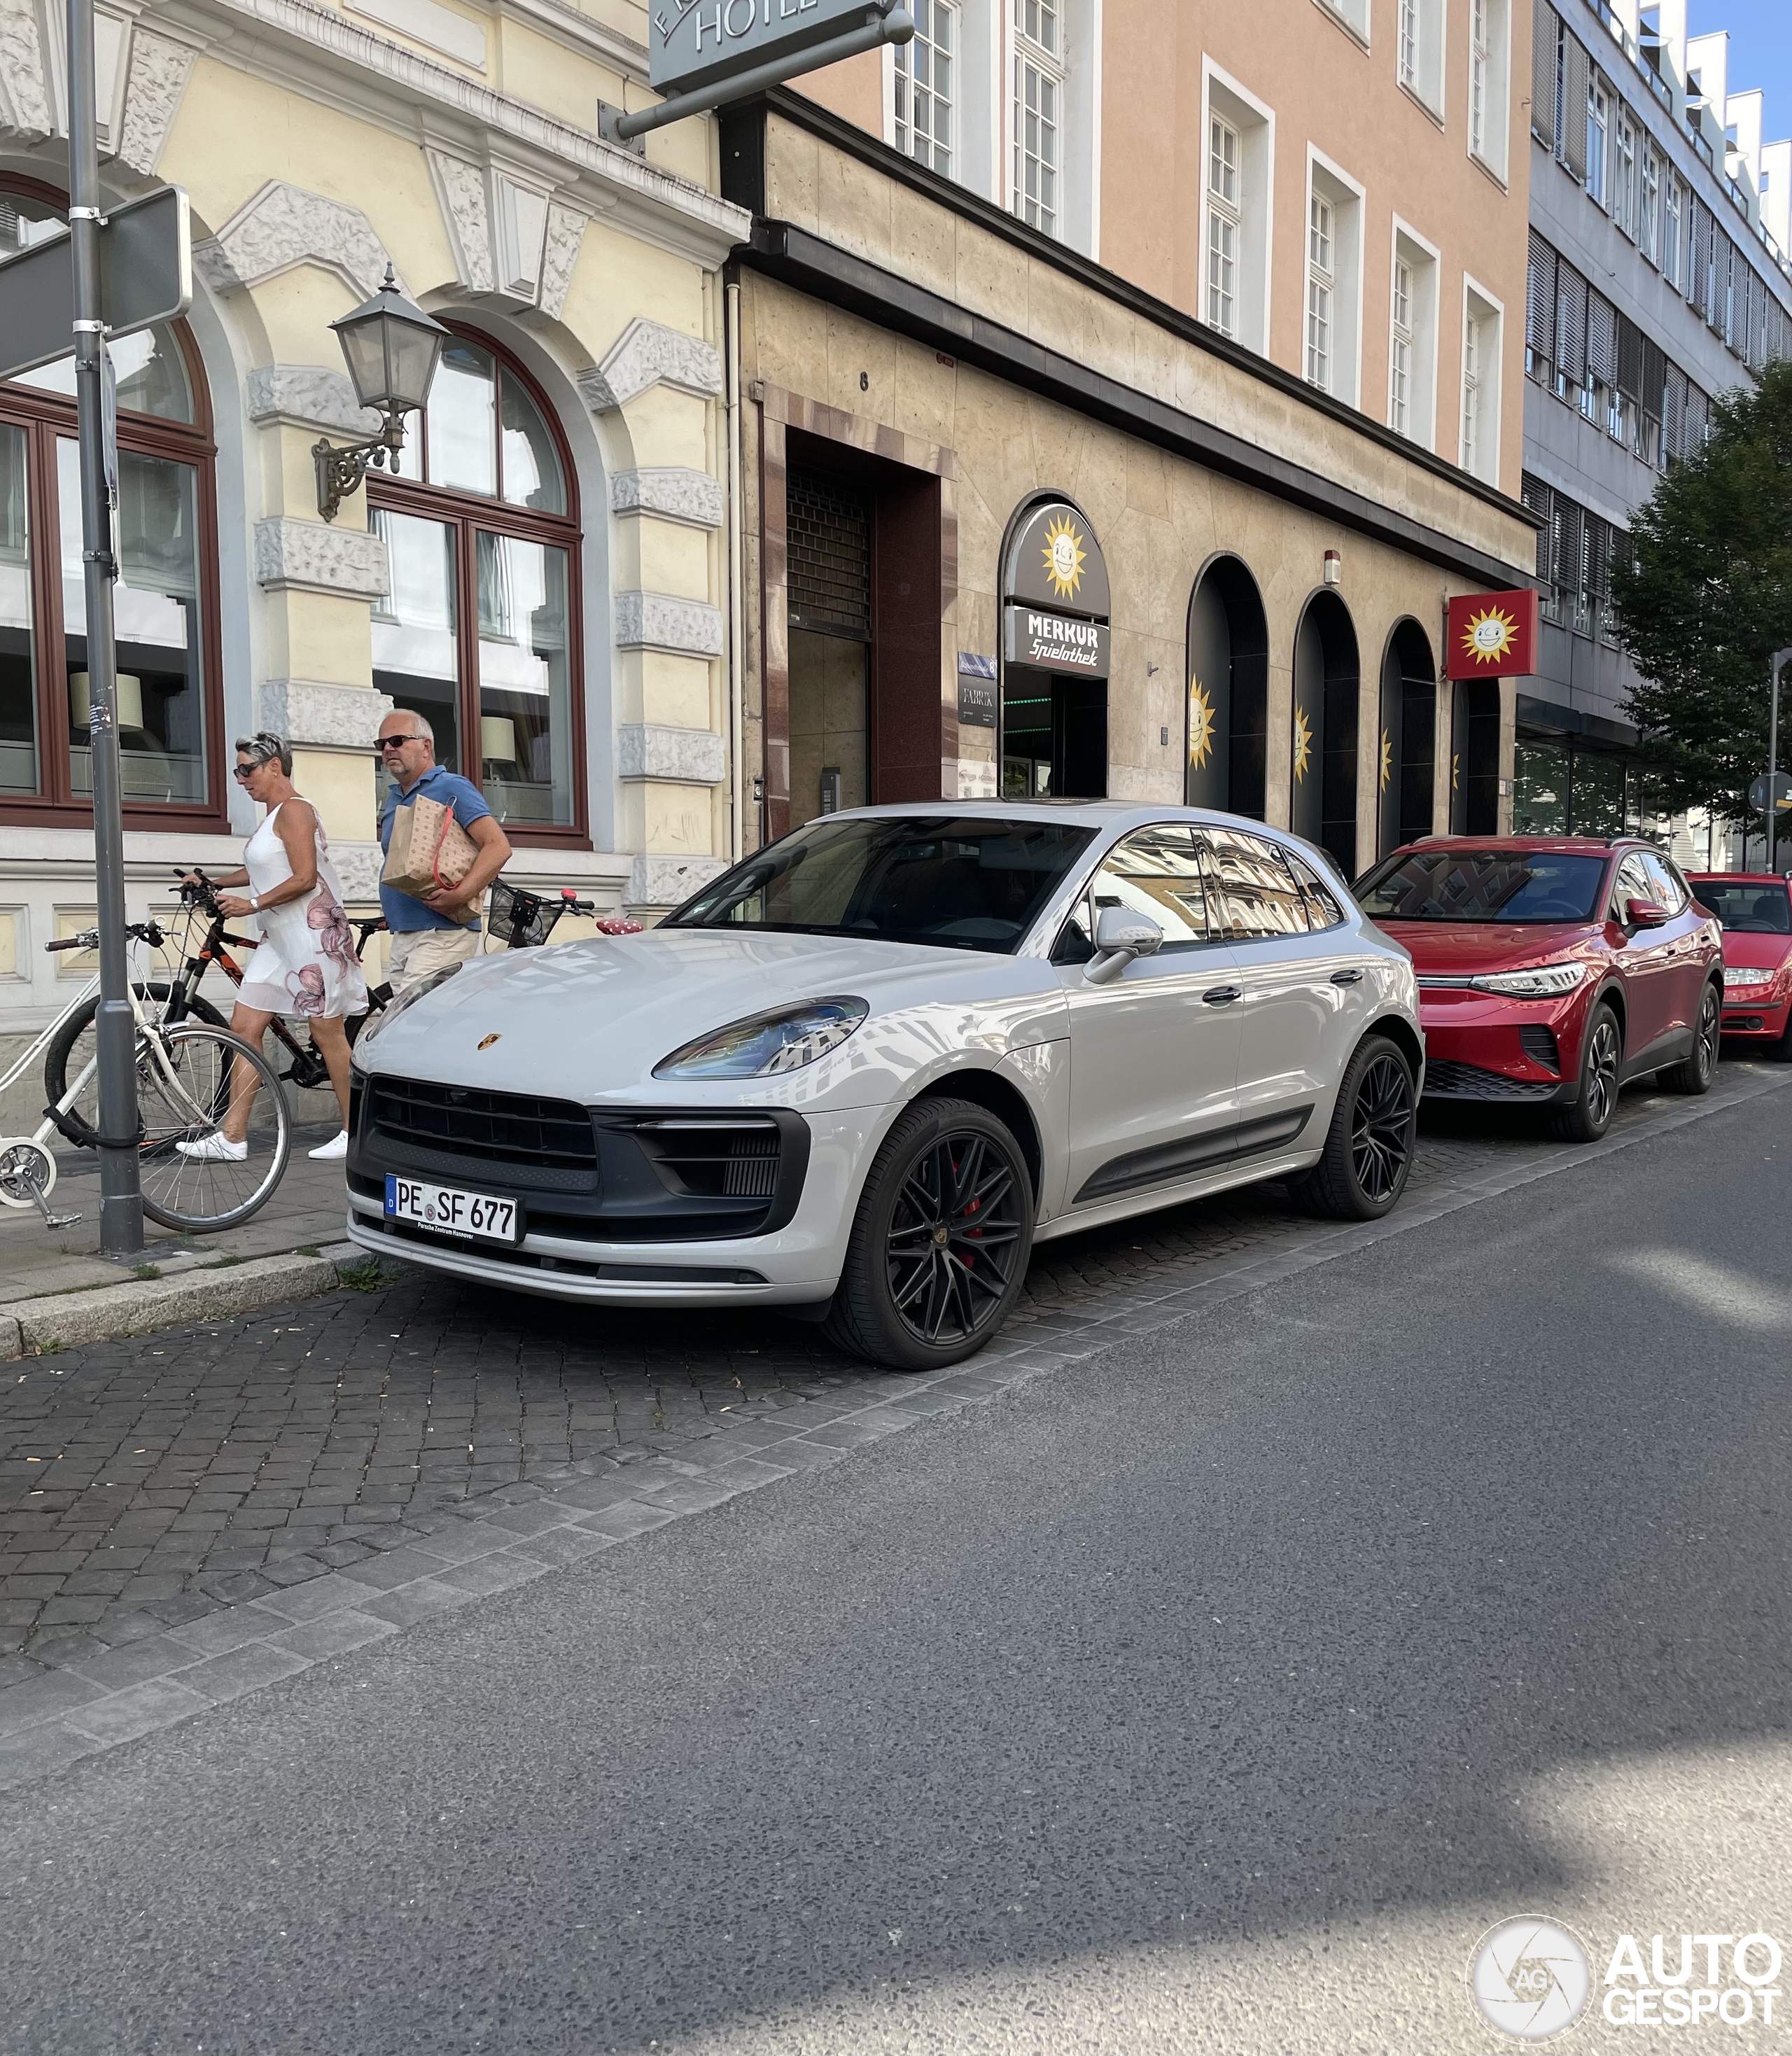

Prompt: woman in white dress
[{"left": 178, "top": 733, "right": 368, "bottom": 1164}]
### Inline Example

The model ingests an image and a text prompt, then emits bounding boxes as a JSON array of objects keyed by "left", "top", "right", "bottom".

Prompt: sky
[{"left": 1688, "top": 0, "right": 1792, "bottom": 145}]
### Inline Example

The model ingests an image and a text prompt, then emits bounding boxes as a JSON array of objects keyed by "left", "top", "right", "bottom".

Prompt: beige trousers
[{"left": 386, "top": 925, "right": 481, "bottom": 995}]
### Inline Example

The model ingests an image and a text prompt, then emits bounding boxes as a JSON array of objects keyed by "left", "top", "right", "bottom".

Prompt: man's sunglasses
[{"left": 374, "top": 734, "right": 428, "bottom": 757}]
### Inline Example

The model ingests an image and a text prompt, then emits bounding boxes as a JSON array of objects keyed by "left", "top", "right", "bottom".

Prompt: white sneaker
[
  {"left": 176, "top": 1132, "right": 247, "bottom": 1163},
  {"left": 308, "top": 1131, "right": 349, "bottom": 1162}
]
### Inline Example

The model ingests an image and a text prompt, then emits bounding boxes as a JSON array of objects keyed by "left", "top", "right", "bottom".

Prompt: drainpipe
[{"left": 725, "top": 277, "right": 746, "bottom": 862}]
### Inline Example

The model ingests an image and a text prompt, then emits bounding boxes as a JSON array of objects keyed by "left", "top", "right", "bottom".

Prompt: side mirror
[
  {"left": 1627, "top": 897, "right": 1669, "bottom": 930},
  {"left": 1084, "top": 905, "right": 1163, "bottom": 986}
]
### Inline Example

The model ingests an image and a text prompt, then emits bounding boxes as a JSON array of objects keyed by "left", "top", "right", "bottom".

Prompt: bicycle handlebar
[{"left": 46, "top": 919, "right": 167, "bottom": 953}]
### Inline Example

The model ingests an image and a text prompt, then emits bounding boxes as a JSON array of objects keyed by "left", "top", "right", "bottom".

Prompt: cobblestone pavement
[{"left": 3, "top": 1063, "right": 1784, "bottom": 1688}]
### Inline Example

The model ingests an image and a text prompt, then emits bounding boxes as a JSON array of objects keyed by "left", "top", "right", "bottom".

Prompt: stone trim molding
[
  {"left": 348, "top": 0, "right": 485, "bottom": 69},
  {"left": 256, "top": 678, "right": 395, "bottom": 748},
  {"left": 578, "top": 319, "right": 723, "bottom": 413},
  {"left": 426, "top": 147, "right": 496, "bottom": 294},
  {"left": 245, "top": 365, "right": 384, "bottom": 437},
  {"left": 253, "top": 517, "right": 391, "bottom": 599},
  {"left": 627, "top": 853, "right": 727, "bottom": 909},
  {"left": 425, "top": 144, "right": 589, "bottom": 312},
  {"left": 196, "top": 181, "right": 400, "bottom": 303},
  {"left": 616, "top": 724, "right": 727, "bottom": 785},
  {"left": 117, "top": 26, "right": 196, "bottom": 174},
  {"left": 612, "top": 590, "right": 723, "bottom": 659},
  {"left": 0, "top": 0, "right": 56, "bottom": 139},
  {"left": 610, "top": 468, "right": 724, "bottom": 529}
]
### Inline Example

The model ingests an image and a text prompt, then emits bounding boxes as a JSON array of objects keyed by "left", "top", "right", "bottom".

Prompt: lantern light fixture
[{"left": 314, "top": 264, "right": 449, "bottom": 521}]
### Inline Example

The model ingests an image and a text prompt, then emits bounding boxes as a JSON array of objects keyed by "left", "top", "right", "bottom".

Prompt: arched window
[
  {"left": 368, "top": 328, "right": 584, "bottom": 843},
  {"left": 1, "top": 179, "right": 221, "bottom": 825}
]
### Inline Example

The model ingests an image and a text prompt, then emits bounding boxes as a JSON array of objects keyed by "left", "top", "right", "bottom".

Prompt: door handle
[
  {"left": 1202, "top": 985, "right": 1242, "bottom": 1005},
  {"left": 1330, "top": 967, "right": 1364, "bottom": 985}
]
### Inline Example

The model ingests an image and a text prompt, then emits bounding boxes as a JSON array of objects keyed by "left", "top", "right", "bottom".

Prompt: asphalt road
[{"left": 2, "top": 1086, "right": 1788, "bottom": 2055}]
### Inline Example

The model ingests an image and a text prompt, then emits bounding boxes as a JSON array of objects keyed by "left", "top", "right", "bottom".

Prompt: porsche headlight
[
  {"left": 356, "top": 963, "right": 463, "bottom": 1051},
  {"left": 1469, "top": 960, "right": 1588, "bottom": 998},
  {"left": 654, "top": 998, "right": 868, "bottom": 1079}
]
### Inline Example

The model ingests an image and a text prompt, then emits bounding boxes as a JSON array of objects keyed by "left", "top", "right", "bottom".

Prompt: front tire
[
  {"left": 1550, "top": 1001, "right": 1622, "bottom": 1142},
  {"left": 823, "top": 1098, "right": 1034, "bottom": 1371},
  {"left": 1659, "top": 979, "right": 1721, "bottom": 1095},
  {"left": 1289, "top": 1033, "right": 1416, "bottom": 1220}
]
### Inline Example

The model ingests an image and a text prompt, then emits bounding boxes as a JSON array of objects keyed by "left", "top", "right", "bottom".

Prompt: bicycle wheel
[
  {"left": 134, "top": 1023, "right": 291, "bottom": 1233},
  {"left": 44, "top": 981, "right": 226, "bottom": 1133}
]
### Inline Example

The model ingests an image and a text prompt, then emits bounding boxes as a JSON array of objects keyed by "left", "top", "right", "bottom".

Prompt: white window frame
[
  {"left": 884, "top": 0, "right": 999, "bottom": 198},
  {"left": 1586, "top": 75, "right": 1609, "bottom": 207},
  {"left": 1312, "top": 0, "right": 1370, "bottom": 48},
  {"left": 1305, "top": 148, "right": 1365, "bottom": 406},
  {"left": 1198, "top": 59, "right": 1275, "bottom": 357},
  {"left": 1000, "top": 0, "right": 1099, "bottom": 254},
  {"left": 1011, "top": 0, "right": 1063, "bottom": 239},
  {"left": 1466, "top": 0, "right": 1508, "bottom": 182},
  {"left": 1639, "top": 144, "right": 1660, "bottom": 264},
  {"left": 1397, "top": 0, "right": 1445, "bottom": 118},
  {"left": 1460, "top": 276, "right": 1504, "bottom": 484},
  {"left": 1663, "top": 171, "right": 1682, "bottom": 288},
  {"left": 1387, "top": 216, "right": 1441, "bottom": 449},
  {"left": 1614, "top": 106, "right": 1637, "bottom": 238},
  {"left": 1207, "top": 113, "right": 1240, "bottom": 338},
  {"left": 892, "top": 0, "right": 959, "bottom": 177}
]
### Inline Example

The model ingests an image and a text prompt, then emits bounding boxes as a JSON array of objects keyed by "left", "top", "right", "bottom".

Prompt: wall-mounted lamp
[
  {"left": 1322, "top": 549, "right": 1343, "bottom": 587},
  {"left": 314, "top": 265, "right": 449, "bottom": 522}
]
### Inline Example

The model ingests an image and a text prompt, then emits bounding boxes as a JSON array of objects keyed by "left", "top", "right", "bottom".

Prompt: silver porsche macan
[{"left": 344, "top": 803, "right": 1422, "bottom": 1370}]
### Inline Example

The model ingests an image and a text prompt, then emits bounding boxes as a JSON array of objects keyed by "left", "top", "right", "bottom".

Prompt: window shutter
[
  {"left": 1527, "top": 232, "right": 1557, "bottom": 368},
  {"left": 1586, "top": 290, "right": 1618, "bottom": 389},
  {"left": 1641, "top": 335, "right": 1666, "bottom": 416},
  {"left": 1616, "top": 314, "right": 1644, "bottom": 401},
  {"left": 1555, "top": 262, "right": 1588, "bottom": 386},
  {"left": 1690, "top": 201, "right": 1714, "bottom": 322},
  {"left": 1520, "top": 474, "right": 1553, "bottom": 582},
  {"left": 1562, "top": 36, "right": 1590, "bottom": 180},
  {"left": 1532, "top": 1, "right": 1560, "bottom": 150},
  {"left": 1662, "top": 362, "right": 1686, "bottom": 463},
  {"left": 1551, "top": 497, "right": 1583, "bottom": 597}
]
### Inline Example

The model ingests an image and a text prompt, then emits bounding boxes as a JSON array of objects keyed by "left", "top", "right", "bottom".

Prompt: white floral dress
[{"left": 237, "top": 803, "right": 369, "bottom": 1019}]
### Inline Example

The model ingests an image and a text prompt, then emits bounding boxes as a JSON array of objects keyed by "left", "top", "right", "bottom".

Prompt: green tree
[{"left": 1613, "top": 358, "right": 1792, "bottom": 823}]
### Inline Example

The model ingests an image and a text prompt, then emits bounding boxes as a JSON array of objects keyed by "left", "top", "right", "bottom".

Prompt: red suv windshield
[{"left": 1358, "top": 848, "right": 1608, "bottom": 923}]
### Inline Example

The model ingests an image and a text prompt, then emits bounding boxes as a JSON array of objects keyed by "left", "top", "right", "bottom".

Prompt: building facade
[
  {"left": 723, "top": 0, "right": 1541, "bottom": 886},
  {"left": 0, "top": 0, "right": 747, "bottom": 1082},
  {"left": 1517, "top": 0, "right": 1792, "bottom": 854}
]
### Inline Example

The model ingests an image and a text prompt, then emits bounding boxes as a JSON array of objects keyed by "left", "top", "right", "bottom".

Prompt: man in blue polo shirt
[{"left": 377, "top": 710, "right": 512, "bottom": 994}]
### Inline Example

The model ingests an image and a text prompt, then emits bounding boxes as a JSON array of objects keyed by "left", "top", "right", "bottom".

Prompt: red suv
[
  {"left": 1354, "top": 837, "right": 1723, "bottom": 1141},
  {"left": 1686, "top": 872, "right": 1792, "bottom": 1061}
]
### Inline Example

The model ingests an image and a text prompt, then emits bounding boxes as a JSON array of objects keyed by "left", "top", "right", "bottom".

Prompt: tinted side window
[
  {"left": 1611, "top": 853, "right": 1652, "bottom": 918},
  {"left": 1051, "top": 894, "right": 1095, "bottom": 965},
  {"left": 1205, "top": 830, "right": 1310, "bottom": 941},
  {"left": 1286, "top": 850, "right": 1346, "bottom": 930},
  {"left": 1089, "top": 825, "right": 1211, "bottom": 948},
  {"left": 1642, "top": 853, "right": 1686, "bottom": 913}
]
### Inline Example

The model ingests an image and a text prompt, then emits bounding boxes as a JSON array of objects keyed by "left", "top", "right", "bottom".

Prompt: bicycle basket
[{"left": 486, "top": 880, "right": 564, "bottom": 949}]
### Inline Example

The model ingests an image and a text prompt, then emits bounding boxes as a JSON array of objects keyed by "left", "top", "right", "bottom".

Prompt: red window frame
[
  {"left": 0, "top": 176, "right": 225, "bottom": 832},
  {"left": 365, "top": 324, "right": 588, "bottom": 851}
]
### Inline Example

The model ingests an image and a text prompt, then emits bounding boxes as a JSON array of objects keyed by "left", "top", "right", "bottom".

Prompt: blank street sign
[{"left": 0, "top": 184, "right": 191, "bottom": 384}]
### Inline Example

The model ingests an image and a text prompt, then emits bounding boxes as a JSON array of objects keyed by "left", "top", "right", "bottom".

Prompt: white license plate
[{"left": 384, "top": 1175, "right": 520, "bottom": 1244}]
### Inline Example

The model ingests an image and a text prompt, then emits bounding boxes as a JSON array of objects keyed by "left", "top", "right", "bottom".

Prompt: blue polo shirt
[{"left": 379, "top": 764, "right": 493, "bottom": 932}]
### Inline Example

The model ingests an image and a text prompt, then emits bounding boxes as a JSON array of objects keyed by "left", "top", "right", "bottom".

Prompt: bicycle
[
  {"left": 0, "top": 921, "right": 292, "bottom": 1235},
  {"left": 484, "top": 881, "right": 641, "bottom": 949}
]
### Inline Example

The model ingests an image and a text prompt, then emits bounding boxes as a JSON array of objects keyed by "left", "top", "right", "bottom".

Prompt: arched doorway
[
  {"left": 1184, "top": 555, "right": 1268, "bottom": 818},
  {"left": 1377, "top": 619, "right": 1436, "bottom": 858},
  {"left": 1291, "top": 592, "right": 1359, "bottom": 877},
  {"left": 1000, "top": 496, "right": 1110, "bottom": 799}
]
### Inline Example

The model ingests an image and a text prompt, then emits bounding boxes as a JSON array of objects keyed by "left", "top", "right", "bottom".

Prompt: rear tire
[
  {"left": 823, "top": 1097, "right": 1033, "bottom": 1372},
  {"left": 1550, "top": 1002, "right": 1622, "bottom": 1142},
  {"left": 1659, "top": 979, "right": 1721, "bottom": 1095},
  {"left": 1288, "top": 1033, "right": 1416, "bottom": 1221}
]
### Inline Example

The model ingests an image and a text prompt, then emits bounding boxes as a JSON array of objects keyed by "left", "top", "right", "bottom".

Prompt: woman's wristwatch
[{"left": 249, "top": 895, "right": 260, "bottom": 912}]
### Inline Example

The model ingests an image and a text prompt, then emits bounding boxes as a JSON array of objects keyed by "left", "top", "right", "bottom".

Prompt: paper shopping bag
[{"left": 381, "top": 793, "right": 482, "bottom": 925}]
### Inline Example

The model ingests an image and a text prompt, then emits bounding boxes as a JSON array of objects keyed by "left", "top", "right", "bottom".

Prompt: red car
[
  {"left": 1686, "top": 871, "right": 1792, "bottom": 1061},
  {"left": 1354, "top": 837, "right": 1723, "bottom": 1142}
]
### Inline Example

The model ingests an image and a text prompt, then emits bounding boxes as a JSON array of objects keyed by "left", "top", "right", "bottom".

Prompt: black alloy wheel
[
  {"left": 824, "top": 1098, "right": 1034, "bottom": 1371},
  {"left": 1551, "top": 1002, "right": 1621, "bottom": 1143},
  {"left": 1291, "top": 1033, "right": 1417, "bottom": 1220},
  {"left": 1660, "top": 980, "right": 1721, "bottom": 1095}
]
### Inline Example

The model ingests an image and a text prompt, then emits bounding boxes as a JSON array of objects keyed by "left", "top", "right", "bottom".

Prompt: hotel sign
[
  {"left": 1004, "top": 603, "right": 1110, "bottom": 677},
  {"left": 651, "top": 0, "right": 886, "bottom": 96}
]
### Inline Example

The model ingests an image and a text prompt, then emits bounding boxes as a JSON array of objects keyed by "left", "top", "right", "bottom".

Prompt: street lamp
[{"left": 314, "top": 264, "right": 448, "bottom": 522}]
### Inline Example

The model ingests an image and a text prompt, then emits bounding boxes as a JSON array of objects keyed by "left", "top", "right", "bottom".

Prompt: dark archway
[
  {"left": 1185, "top": 555, "right": 1268, "bottom": 818},
  {"left": 1377, "top": 619, "right": 1437, "bottom": 859},
  {"left": 1292, "top": 592, "right": 1359, "bottom": 877}
]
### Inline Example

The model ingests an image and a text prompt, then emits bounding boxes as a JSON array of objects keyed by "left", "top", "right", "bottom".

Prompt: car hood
[
  {"left": 1372, "top": 920, "right": 1595, "bottom": 972},
  {"left": 356, "top": 928, "right": 1065, "bottom": 1103},
  {"left": 1719, "top": 932, "right": 1792, "bottom": 974}
]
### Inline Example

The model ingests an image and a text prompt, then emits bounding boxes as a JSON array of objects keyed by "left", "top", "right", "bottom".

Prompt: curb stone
[{"left": 1, "top": 1242, "right": 374, "bottom": 1357}]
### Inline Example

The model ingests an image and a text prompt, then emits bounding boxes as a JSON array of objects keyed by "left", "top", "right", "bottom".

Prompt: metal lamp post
[{"left": 314, "top": 265, "right": 447, "bottom": 521}]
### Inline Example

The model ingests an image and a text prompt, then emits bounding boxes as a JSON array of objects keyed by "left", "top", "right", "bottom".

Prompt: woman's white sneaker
[
  {"left": 308, "top": 1130, "right": 349, "bottom": 1162},
  {"left": 176, "top": 1132, "right": 247, "bottom": 1163}
]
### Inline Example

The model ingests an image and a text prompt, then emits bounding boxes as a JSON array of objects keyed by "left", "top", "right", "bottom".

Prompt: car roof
[
  {"left": 1406, "top": 834, "right": 1627, "bottom": 854},
  {"left": 1686, "top": 870, "right": 1791, "bottom": 885},
  {"left": 823, "top": 798, "right": 1305, "bottom": 837}
]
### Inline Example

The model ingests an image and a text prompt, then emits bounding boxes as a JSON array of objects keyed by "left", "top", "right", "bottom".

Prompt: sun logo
[
  {"left": 1189, "top": 678, "right": 1216, "bottom": 769},
  {"left": 1292, "top": 706, "right": 1314, "bottom": 783},
  {"left": 1460, "top": 603, "right": 1518, "bottom": 667},
  {"left": 1041, "top": 514, "right": 1086, "bottom": 600},
  {"left": 1380, "top": 729, "right": 1393, "bottom": 792}
]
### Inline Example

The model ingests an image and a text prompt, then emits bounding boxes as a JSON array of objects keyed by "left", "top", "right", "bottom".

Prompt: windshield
[
  {"left": 666, "top": 815, "right": 1098, "bottom": 953},
  {"left": 1693, "top": 879, "right": 1791, "bottom": 934},
  {"left": 1357, "top": 848, "right": 1609, "bottom": 924}
]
